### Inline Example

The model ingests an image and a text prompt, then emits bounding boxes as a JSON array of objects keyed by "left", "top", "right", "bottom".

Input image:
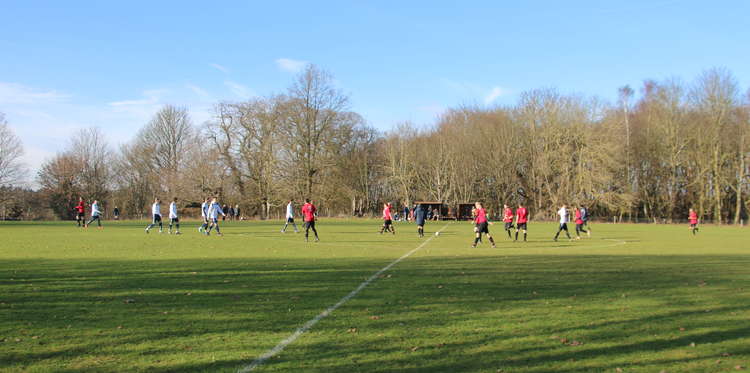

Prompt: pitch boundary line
[{"left": 236, "top": 223, "right": 452, "bottom": 373}]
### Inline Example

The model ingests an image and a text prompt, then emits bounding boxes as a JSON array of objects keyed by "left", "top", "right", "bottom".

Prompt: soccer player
[
  {"left": 198, "top": 197, "right": 210, "bottom": 233},
  {"left": 85, "top": 199, "right": 103, "bottom": 229},
  {"left": 380, "top": 202, "right": 395, "bottom": 234},
  {"left": 113, "top": 206, "right": 120, "bottom": 220},
  {"left": 574, "top": 206, "right": 589, "bottom": 239},
  {"left": 580, "top": 205, "right": 591, "bottom": 235},
  {"left": 414, "top": 204, "right": 426, "bottom": 237},
  {"left": 74, "top": 197, "right": 85, "bottom": 227},
  {"left": 301, "top": 198, "right": 319, "bottom": 242},
  {"left": 553, "top": 204, "right": 572, "bottom": 242},
  {"left": 514, "top": 203, "right": 529, "bottom": 242},
  {"left": 502, "top": 204, "right": 514, "bottom": 238},
  {"left": 471, "top": 202, "right": 495, "bottom": 248},
  {"left": 168, "top": 197, "right": 181, "bottom": 234},
  {"left": 206, "top": 197, "right": 226, "bottom": 236},
  {"left": 282, "top": 199, "right": 299, "bottom": 233},
  {"left": 689, "top": 208, "right": 699, "bottom": 235},
  {"left": 145, "top": 198, "right": 163, "bottom": 234}
]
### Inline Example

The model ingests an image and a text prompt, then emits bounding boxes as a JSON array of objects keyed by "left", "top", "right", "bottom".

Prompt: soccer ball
[{"left": 435, "top": 231, "right": 440, "bottom": 236}]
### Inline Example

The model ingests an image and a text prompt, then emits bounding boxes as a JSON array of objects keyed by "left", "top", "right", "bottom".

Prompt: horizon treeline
[{"left": 2, "top": 65, "right": 749, "bottom": 223}]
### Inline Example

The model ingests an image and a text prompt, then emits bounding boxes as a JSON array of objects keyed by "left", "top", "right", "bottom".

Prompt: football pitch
[{"left": 1, "top": 220, "right": 748, "bottom": 373}]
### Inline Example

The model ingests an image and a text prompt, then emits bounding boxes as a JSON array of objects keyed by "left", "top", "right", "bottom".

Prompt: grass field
[{"left": 1, "top": 219, "right": 748, "bottom": 373}]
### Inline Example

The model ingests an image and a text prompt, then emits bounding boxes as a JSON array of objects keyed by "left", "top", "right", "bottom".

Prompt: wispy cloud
[
  {"left": 0, "top": 82, "right": 70, "bottom": 104},
  {"left": 483, "top": 86, "right": 507, "bottom": 105},
  {"left": 108, "top": 89, "right": 165, "bottom": 107},
  {"left": 441, "top": 79, "right": 509, "bottom": 105},
  {"left": 224, "top": 81, "right": 254, "bottom": 99},
  {"left": 210, "top": 63, "right": 229, "bottom": 73},
  {"left": 275, "top": 58, "right": 307, "bottom": 73},
  {"left": 186, "top": 83, "right": 210, "bottom": 99}
]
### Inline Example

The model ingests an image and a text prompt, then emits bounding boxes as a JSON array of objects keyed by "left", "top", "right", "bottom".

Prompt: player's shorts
[
  {"left": 304, "top": 221, "right": 315, "bottom": 229},
  {"left": 170, "top": 217, "right": 179, "bottom": 224},
  {"left": 153, "top": 214, "right": 162, "bottom": 223},
  {"left": 476, "top": 222, "right": 489, "bottom": 234},
  {"left": 210, "top": 217, "right": 219, "bottom": 223},
  {"left": 416, "top": 219, "right": 425, "bottom": 226},
  {"left": 558, "top": 223, "right": 568, "bottom": 231},
  {"left": 287, "top": 217, "right": 295, "bottom": 223},
  {"left": 504, "top": 222, "right": 514, "bottom": 230},
  {"left": 576, "top": 223, "right": 584, "bottom": 230},
  {"left": 516, "top": 222, "right": 528, "bottom": 230},
  {"left": 690, "top": 223, "right": 697, "bottom": 228},
  {"left": 77, "top": 212, "right": 85, "bottom": 219},
  {"left": 383, "top": 219, "right": 392, "bottom": 226}
]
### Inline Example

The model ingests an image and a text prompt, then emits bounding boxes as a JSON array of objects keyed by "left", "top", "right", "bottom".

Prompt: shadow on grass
[{"left": 1, "top": 254, "right": 749, "bottom": 372}]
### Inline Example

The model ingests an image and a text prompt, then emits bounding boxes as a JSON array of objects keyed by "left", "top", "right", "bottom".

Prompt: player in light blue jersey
[
  {"left": 145, "top": 198, "right": 163, "bottom": 234},
  {"left": 205, "top": 197, "right": 226, "bottom": 236},
  {"left": 85, "top": 199, "right": 103, "bottom": 229},
  {"left": 168, "top": 197, "right": 181, "bottom": 234}
]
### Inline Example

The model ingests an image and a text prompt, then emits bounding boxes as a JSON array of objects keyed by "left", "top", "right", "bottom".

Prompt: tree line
[{"left": 1, "top": 65, "right": 749, "bottom": 223}]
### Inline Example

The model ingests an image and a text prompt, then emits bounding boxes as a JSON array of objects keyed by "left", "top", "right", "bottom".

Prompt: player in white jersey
[
  {"left": 553, "top": 204, "right": 572, "bottom": 241},
  {"left": 168, "top": 197, "right": 181, "bottom": 234},
  {"left": 145, "top": 198, "right": 163, "bottom": 234},
  {"left": 281, "top": 200, "right": 299, "bottom": 233},
  {"left": 205, "top": 197, "right": 226, "bottom": 236},
  {"left": 85, "top": 199, "right": 103, "bottom": 229},
  {"left": 198, "top": 197, "right": 210, "bottom": 233}
]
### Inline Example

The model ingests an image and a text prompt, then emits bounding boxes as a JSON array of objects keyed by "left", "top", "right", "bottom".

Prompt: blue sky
[{"left": 2, "top": 1, "right": 749, "bottom": 174}]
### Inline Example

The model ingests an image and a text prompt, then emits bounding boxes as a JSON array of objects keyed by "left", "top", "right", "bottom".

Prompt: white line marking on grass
[{"left": 237, "top": 223, "right": 451, "bottom": 373}]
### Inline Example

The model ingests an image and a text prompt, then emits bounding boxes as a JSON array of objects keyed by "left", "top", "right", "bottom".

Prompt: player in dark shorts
[
  {"left": 301, "top": 198, "right": 319, "bottom": 242},
  {"left": 574, "top": 206, "right": 589, "bottom": 239},
  {"left": 553, "top": 204, "right": 572, "bottom": 242},
  {"left": 580, "top": 205, "right": 591, "bottom": 234},
  {"left": 74, "top": 197, "right": 85, "bottom": 227},
  {"left": 688, "top": 208, "right": 699, "bottom": 235},
  {"left": 472, "top": 202, "right": 495, "bottom": 248},
  {"left": 414, "top": 204, "right": 426, "bottom": 237},
  {"left": 380, "top": 202, "right": 395, "bottom": 234},
  {"left": 502, "top": 204, "right": 514, "bottom": 238},
  {"left": 514, "top": 203, "right": 529, "bottom": 242}
]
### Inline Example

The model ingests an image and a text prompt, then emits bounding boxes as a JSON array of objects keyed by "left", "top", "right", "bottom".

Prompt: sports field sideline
[{"left": 1, "top": 220, "right": 748, "bottom": 372}]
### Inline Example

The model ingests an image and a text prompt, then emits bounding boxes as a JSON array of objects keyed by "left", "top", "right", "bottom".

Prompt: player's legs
[
  {"left": 472, "top": 229, "right": 481, "bottom": 247},
  {"left": 311, "top": 222, "right": 318, "bottom": 241}
]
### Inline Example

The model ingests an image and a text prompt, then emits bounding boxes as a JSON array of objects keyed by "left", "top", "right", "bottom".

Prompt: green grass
[{"left": 1, "top": 219, "right": 748, "bottom": 373}]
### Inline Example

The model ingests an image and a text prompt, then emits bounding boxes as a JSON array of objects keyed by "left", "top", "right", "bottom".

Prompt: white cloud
[
  {"left": 275, "top": 58, "right": 307, "bottom": 73},
  {"left": 210, "top": 63, "right": 229, "bottom": 73},
  {"left": 0, "top": 82, "right": 70, "bottom": 104},
  {"left": 186, "top": 84, "right": 210, "bottom": 99},
  {"left": 224, "top": 81, "right": 254, "bottom": 99},
  {"left": 440, "top": 79, "right": 509, "bottom": 105},
  {"left": 108, "top": 89, "right": 165, "bottom": 107},
  {"left": 483, "top": 86, "right": 507, "bottom": 105}
]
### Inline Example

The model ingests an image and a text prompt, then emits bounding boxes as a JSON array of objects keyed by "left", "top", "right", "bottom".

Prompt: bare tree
[
  {"left": 280, "top": 64, "right": 349, "bottom": 197},
  {"left": 0, "top": 113, "right": 26, "bottom": 187}
]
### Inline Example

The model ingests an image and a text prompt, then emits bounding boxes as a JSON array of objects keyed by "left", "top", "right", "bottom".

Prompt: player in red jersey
[
  {"left": 472, "top": 202, "right": 495, "bottom": 248},
  {"left": 514, "top": 203, "right": 529, "bottom": 242},
  {"left": 74, "top": 197, "right": 85, "bottom": 227},
  {"left": 688, "top": 208, "right": 699, "bottom": 235},
  {"left": 301, "top": 198, "right": 319, "bottom": 242},
  {"left": 502, "top": 204, "right": 514, "bottom": 239},
  {"left": 380, "top": 202, "right": 395, "bottom": 234}
]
